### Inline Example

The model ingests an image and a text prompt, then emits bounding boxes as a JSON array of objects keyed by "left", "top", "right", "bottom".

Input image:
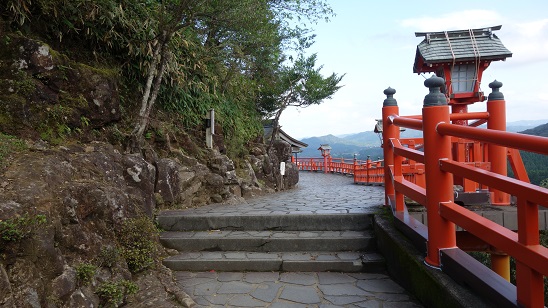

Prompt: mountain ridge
[{"left": 297, "top": 119, "right": 548, "bottom": 159}]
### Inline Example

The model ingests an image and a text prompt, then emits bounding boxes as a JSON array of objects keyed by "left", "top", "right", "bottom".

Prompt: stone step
[
  {"left": 162, "top": 251, "right": 385, "bottom": 273},
  {"left": 160, "top": 230, "right": 376, "bottom": 252},
  {"left": 156, "top": 211, "right": 373, "bottom": 231}
]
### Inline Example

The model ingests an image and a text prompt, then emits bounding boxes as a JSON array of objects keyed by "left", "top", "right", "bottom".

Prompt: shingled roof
[
  {"left": 413, "top": 25, "right": 512, "bottom": 73},
  {"left": 263, "top": 123, "right": 308, "bottom": 153}
]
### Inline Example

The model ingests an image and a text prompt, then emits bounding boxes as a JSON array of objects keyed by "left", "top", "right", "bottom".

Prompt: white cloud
[
  {"left": 280, "top": 5, "right": 548, "bottom": 139},
  {"left": 503, "top": 18, "right": 548, "bottom": 65},
  {"left": 401, "top": 10, "right": 548, "bottom": 66},
  {"left": 400, "top": 10, "right": 502, "bottom": 32},
  {"left": 514, "top": 19, "right": 548, "bottom": 38}
]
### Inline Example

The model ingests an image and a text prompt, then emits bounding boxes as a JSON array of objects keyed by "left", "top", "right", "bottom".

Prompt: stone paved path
[
  {"left": 176, "top": 271, "right": 421, "bottom": 307},
  {"left": 173, "top": 172, "right": 424, "bottom": 307},
  {"left": 177, "top": 172, "right": 385, "bottom": 215}
]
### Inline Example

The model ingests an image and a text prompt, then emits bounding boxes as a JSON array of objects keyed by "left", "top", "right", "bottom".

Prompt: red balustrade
[
  {"left": 295, "top": 156, "right": 385, "bottom": 185},
  {"left": 382, "top": 78, "right": 548, "bottom": 308},
  {"left": 295, "top": 78, "right": 547, "bottom": 307}
]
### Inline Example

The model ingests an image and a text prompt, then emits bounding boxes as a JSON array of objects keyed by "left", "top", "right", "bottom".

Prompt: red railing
[
  {"left": 382, "top": 78, "right": 548, "bottom": 308},
  {"left": 294, "top": 156, "right": 386, "bottom": 185}
]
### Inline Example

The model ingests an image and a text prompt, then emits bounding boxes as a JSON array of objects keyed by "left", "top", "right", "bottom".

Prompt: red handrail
[
  {"left": 296, "top": 157, "right": 385, "bottom": 184},
  {"left": 437, "top": 123, "right": 548, "bottom": 155},
  {"left": 381, "top": 77, "right": 548, "bottom": 307}
]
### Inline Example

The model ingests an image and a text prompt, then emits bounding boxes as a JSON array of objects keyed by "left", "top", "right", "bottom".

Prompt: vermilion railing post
[
  {"left": 516, "top": 197, "right": 543, "bottom": 307},
  {"left": 487, "top": 80, "right": 511, "bottom": 206},
  {"left": 422, "top": 76, "right": 456, "bottom": 267},
  {"left": 491, "top": 252, "right": 511, "bottom": 281},
  {"left": 366, "top": 156, "right": 371, "bottom": 185},
  {"left": 353, "top": 155, "right": 357, "bottom": 183},
  {"left": 382, "top": 87, "right": 399, "bottom": 207}
]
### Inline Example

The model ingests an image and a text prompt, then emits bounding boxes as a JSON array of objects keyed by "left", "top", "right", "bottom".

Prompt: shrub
[
  {"left": 97, "top": 246, "right": 120, "bottom": 269},
  {"left": 75, "top": 262, "right": 96, "bottom": 285},
  {"left": 96, "top": 279, "right": 138, "bottom": 308},
  {"left": 0, "top": 214, "right": 46, "bottom": 242},
  {"left": 118, "top": 217, "right": 158, "bottom": 273}
]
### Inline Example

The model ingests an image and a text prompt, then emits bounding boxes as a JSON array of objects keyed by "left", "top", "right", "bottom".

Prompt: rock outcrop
[
  {"left": 0, "top": 32, "right": 301, "bottom": 308},
  {"left": 0, "top": 36, "right": 120, "bottom": 140},
  {"left": 0, "top": 139, "right": 299, "bottom": 307}
]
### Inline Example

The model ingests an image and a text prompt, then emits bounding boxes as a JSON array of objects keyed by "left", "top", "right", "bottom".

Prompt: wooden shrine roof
[{"left": 413, "top": 25, "right": 512, "bottom": 73}]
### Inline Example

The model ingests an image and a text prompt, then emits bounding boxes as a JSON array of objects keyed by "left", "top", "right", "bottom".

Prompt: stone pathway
[
  {"left": 169, "top": 172, "right": 424, "bottom": 307},
  {"left": 175, "top": 271, "right": 421, "bottom": 307},
  {"left": 177, "top": 172, "right": 385, "bottom": 215}
]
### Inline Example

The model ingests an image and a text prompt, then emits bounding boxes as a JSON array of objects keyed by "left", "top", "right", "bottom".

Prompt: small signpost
[
  {"left": 279, "top": 162, "right": 286, "bottom": 190},
  {"left": 205, "top": 109, "right": 215, "bottom": 149}
]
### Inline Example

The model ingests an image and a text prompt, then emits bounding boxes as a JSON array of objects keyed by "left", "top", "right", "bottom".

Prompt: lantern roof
[
  {"left": 318, "top": 144, "right": 332, "bottom": 151},
  {"left": 413, "top": 25, "right": 512, "bottom": 74}
]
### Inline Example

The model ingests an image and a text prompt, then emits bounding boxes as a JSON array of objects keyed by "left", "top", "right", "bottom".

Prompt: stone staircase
[{"left": 157, "top": 210, "right": 385, "bottom": 273}]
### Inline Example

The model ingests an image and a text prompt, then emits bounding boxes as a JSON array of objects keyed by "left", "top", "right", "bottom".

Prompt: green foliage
[
  {"left": 10, "top": 71, "right": 35, "bottom": 97},
  {"left": 80, "top": 116, "right": 90, "bottom": 127},
  {"left": 3, "top": 0, "right": 338, "bottom": 157},
  {"left": 217, "top": 97, "right": 262, "bottom": 158},
  {"left": 75, "top": 262, "right": 97, "bottom": 285},
  {"left": 97, "top": 246, "right": 120, "bottom": 269},
  {"left": 278, "top": 53, "right": 343, "bottom": 109},
  {"left": 516, "top": 151, "right": 548, "bottom": 185},
  {"left": 96, "top": 279, "right": 138, "bottom": 308},
  {"left": 0, "top": 132, "right": 26, "bottom": 170},
  {"left": 506, "top": 124, "right": 548, "bottom": 186},
  {"left": 37, "top": 103, "right": 76, "bottom": 144},
  {"left": 0, "top": 214, "right": 46, "bottom": 242},
  {"left": 118, "top": 217, "right": 158, "bottom": 273},
  {"left": 263, "top": 52, "right": 344, "bottom": 148}
]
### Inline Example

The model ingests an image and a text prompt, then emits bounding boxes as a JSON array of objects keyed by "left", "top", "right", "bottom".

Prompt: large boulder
[
  {"left": 283, "top": 162, "right": 299, "bottom": 189},
  {"left": 272, "top": 139, "right": 292, "bottom": 163}
]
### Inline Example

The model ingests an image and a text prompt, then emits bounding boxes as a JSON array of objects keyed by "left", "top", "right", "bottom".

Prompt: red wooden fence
[{"left": 296, "top": 77, "right": 548, "bottom": 307}]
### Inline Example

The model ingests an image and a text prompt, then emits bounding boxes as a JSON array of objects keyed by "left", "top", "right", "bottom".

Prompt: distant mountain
[
  {"left": 513, "top": 122, "right": 548, "bottom": 185},
  {"left": 519, "top": 123, "right": 548, "bottom": 137},
  {"left": 338, "top": 131, "right": 380, "bottom": 147},
  {"left": 298, "top": 135, "right": 366, "bottom": 159},
  {"left": 297, "top": 119, "right": 548, "bottom": 167},
  {"left": 507, "top": 119, "right": 548, "bottom": 133}
]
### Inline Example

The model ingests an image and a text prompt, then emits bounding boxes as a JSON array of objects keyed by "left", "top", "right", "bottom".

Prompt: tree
[
  {"left": 129, "top": 0, "right": 336, "bottom": 149},
  {"left": 3, "top": 0, "right": 337, "bottom": 152},
  {"left": 129, "top": 0, "right": 283, "bottom": 147},
  {"left": 264, "top": 53, "right": 344, "bottom": 148}
]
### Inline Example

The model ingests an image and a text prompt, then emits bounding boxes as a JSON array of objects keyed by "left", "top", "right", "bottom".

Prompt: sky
[{"left": 279, "top": 0, "right": 548, "bottom": 139}]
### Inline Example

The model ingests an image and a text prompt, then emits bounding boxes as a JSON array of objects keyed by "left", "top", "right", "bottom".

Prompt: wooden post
[
  {"left": 422, "top": 76, "right": 456, "bottom": 267},
  {"left": 353, "top": 154, "right": 358, "bottom": 183},
  {"left": 366, "top": 155, "right": 371, "bottom": 185},
  {"left": 382, "top": 87, "right": 399, "bottom": 207},
  {"left": 487, "top": 80, "right": 510, "bottom": 205},
  {"left": 491, "top": 252, "right": 510, "bottom": 281}
]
